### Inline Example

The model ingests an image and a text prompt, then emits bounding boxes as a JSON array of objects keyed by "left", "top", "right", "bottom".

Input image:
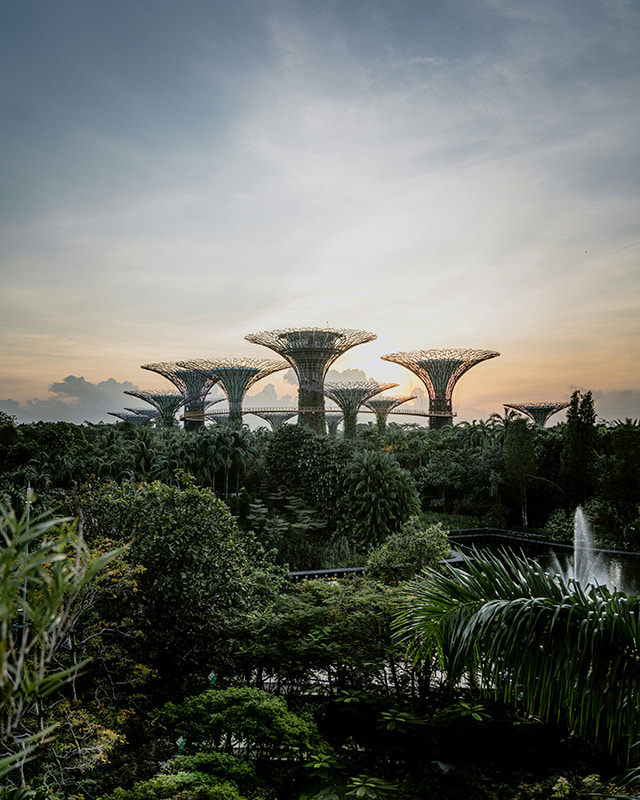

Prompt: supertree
[
  {"left": 123, "top": 390, "right": 186, "bottom": 428},
  {"left": 244, "top": 327, "right": 377, "bottom": 433},
  {"left": 108, "top": 411, "right": 154, "bottom": 426},
  {"left": 309, "top": 380, "right": 398, "bottom": 442},
  {"left": 364, "top": 394, "right": 416, "bottom": 436},
  {"left": 141, "top": 362, "right": 221, "bottom": 431},
  {"left": 124, "top": 407, "right": 160, "bottom": 423},
  {"left": 381, "top": 348, "right": 500, "bottom": 429},
  {"left": 247, "top": 410, "right": 298, "bottom": 430},
  {"left": 503, "top": 402, "right": 570, "bottom": 428},
  {"left": 178, "top": 357, "right": 289, "bottom": 424},
  {"left": 325, "top": 413, "right": 343, "bottom": 438}
]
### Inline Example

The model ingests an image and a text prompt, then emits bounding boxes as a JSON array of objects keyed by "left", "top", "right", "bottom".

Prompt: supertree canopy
[
  {"left": 503, "top": 401, "right": 570, "bottom": 428},
  {"left": 245, "top": 327, "right": 377, "bottom": 433},
  {"left": 141, "top": 362, "right": 221, "bottom": 431},
  {"left": 381, "top": 348, "right": 500, "bottom": 429},
  {"left": 179, "top": 357, "right": 289, "bottom": 424},
  {"left": 247, "top": 410, "right": 298, "bottom": 431},
  {"left": 124, "top": 407, "right": 160, "bottom": 422},
  {"left": 310, "top": 380, "right": 398, "bottom": 442},
  {"left": 108, "top": 411, "right": 154, "bottom": 426},
  {"left": 364, "top": 394, "right": 416, "bottom": 436},
  {"left": 123, "top": 390, "right": 185, "bottom": 428}
]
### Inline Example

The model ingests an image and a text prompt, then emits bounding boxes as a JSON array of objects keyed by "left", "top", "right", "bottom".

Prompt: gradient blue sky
[{"left": 1, "top": 0, "right": 639, "bottom": 424}]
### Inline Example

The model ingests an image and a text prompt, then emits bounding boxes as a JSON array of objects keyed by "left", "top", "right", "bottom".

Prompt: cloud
[{"left": 0, "top": 376, "right": 140, "bottom": 424}]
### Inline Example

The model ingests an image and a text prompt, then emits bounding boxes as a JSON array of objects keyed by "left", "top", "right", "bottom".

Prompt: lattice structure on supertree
[
  {"left": 364, "top": 394, "right": 416, "bottom": 436},
  {"left": 245, "top": 327, "right": 377, "bottom": 433},
  {"left": 247, "top": 410, "right": 298, "bottom": 431},
  {"left": 325, "top": 413, "right": 343, "bottom": 438},
  {"left": 124, "top": 407, "right": 160, "bottom": 422},
  {"left": 123, "top": 389, "right": 185, "bottom": 428},
  {"left": 503, "top": 401, "right": 570, "bottom": 428},
  {"left": 308, "top": 380, "right": 398, "bottom": 442},
  {"left": 381, "top": 348, "right": 500, "bottom": 429},
  {"left": 141, "top": 362, "right": 220, "bottom": 431},
  {"left": 179, "top": 357, "right": 289, "bottom": 424},
  {"left": 108, "top": 411, "right": 154, "bottom": 426}
]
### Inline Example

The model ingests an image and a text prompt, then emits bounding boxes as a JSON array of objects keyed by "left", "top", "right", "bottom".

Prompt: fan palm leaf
[{"left": 395, "top": 548, "right": 640, "bottom": 761}]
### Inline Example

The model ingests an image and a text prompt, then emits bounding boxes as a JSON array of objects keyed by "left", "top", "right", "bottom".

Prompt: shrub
[{"left": 366, "top": 517, "right": 451, "bottom": 583}]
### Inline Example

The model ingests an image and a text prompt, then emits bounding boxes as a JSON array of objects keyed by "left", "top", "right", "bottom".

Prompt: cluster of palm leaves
[
  {"left": 395, "top": 547, "right": 640, "bottom": 763},
  {"left": 3, "top": 425, "right": 258, "bottom": 499}
]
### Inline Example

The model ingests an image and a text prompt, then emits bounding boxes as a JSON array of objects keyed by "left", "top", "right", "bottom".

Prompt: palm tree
[{"left": 395, "top": 548, "right": 640, "bottom": 764}]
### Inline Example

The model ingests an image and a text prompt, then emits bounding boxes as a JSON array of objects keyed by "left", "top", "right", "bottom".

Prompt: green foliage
[
  {"left": 503, "top": 418, "right": 536, "bottom": 526},
  {"left": 560, "top": 390, "right": 598, "bottom": 508},
  {"left": 396, "top": 548, "right": 640, "bottom": 762},
  {"left": 366, "top": 517, "right": 450, "bottom": 584},
  {"left": 601, "top": 423, "right": 640, "bottom": 534},
  {"left": 72, "top": 475, "right": 254, "bottom": 677},
  {"left": 342, "top": 451, "right": 420, "bottom": 548},
  {"left": 157, "top": 687, "right": 323, "bottom": 763},
  {"left": 231, "top": 578, "right": 415, "bottom": 703},
  {"left": 263, "top": 425, "right": 353, "bottom": 533},
  {"left": 100, "top": 771, "right": 247, "bottom": 800},
  {"left": 345, "top": 774, "right": 397, "bottom": 800},
  {"left": 163, "top": 753, "right": 258, "bottom": 794},
  {"left": 0, "top": 496, "right": 120, "bottom": 774}
]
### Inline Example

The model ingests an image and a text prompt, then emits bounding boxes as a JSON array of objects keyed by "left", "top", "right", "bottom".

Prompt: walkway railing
[{"left": 289, "top": 527, "right": 640, "bottom": 581}]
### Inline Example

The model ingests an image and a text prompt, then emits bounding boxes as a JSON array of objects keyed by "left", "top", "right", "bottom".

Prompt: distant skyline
[{"left": 1, "top": 0, "right": 639, "bottom": 424}]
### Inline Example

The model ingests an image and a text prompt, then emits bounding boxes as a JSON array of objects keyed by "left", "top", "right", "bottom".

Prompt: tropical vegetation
[{"left": 0, "top": 390, "right": 639, "bottom": 798}]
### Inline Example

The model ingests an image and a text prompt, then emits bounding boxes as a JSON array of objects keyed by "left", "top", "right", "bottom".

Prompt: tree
[
  {"left": 503, "top": 417, "right": 536, "bottom": 526},
  {"left": 71, "top": 475, "right": 255, "bottom": 683},
  {"left": 342, "top": 450, "right": 420, "bottom": 547},
  {"left": 396, "top": 548, "right": 640, "bottom": 764},
  {"left": 560, "top": 390, "right": 598, "bottom": 508}
]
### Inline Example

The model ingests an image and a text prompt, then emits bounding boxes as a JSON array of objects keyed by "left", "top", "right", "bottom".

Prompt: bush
[
  {"left": 366, "top": 517, "right": 451, "bottom": 583},
  {"left": 157, "top": 687, "right": 324, "bottom": 763},
  {"left": 101, "top": 772, "right": 247, "bottom": 800}
]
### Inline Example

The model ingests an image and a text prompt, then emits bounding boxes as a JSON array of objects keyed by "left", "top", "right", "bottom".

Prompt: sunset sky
[{"left": 1, "top": 0, "right": 639, "bottom": 425}]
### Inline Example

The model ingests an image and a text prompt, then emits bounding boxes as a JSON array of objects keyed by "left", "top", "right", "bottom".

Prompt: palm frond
[{"left": 394, "top": 547, "right": 640, "bottom": 760}]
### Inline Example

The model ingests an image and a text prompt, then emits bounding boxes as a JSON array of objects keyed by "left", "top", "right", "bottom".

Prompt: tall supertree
[
  {"left": 123, "top": 390, "right": 185, "bottom": 428},
  {"left": 503, "top": 402, "right": 570, "bottom": 428},
  {"left": 245, "top": 327, "right": 377, "bottom": 433},
  {"left": 309, "top": 380, "right": 398, "bottom": 442},
  {"left": 141, "top": 362, "right": 221, "bottom": 431},
  {"left": 179, "top": 358, "right": 289, "bottom": 424},
  {"left": 247, "top": 410, "right": 298, "bottom": 430},
  {"left": 381, "top": 348, "right": 500, "bottom": 429},
  {"left": 364, "top": 394, "right": 416, "bottom": 436},
  {"left": 325, "top": 413, "right": 343, "bottom": 438}
]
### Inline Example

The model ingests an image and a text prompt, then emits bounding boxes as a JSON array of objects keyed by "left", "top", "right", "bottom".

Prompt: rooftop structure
[
  {"left": 310, "top": 380, "right": 398, "bottom": 442},
  {"left": 364, "top": 394, "right": 416, "bottom": 436},
  {"left": 141, "top": 362, "right": 220, "bottom": 431},
  {"left": 179, "top": 357, "right": 289, "bottom": 424},
  {"left": 123, "top": 389, "right": 185, "bottom": 428},
  {"left": 245, "top": 327, "right": 377, "bottom": 433},
  {"left": 247, "top": 409, "right": 298, "bottom": 430},
  {"left": 503, "top": 401, "right": 570, "bottom": 428},
  {"left": 381, "top": 348, "right": 500, "bottom": 429}
]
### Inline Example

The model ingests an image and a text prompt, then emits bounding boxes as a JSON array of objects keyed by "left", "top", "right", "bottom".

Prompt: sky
[{"left": 1, "top": 0, "right": 639, "bottom": 425}]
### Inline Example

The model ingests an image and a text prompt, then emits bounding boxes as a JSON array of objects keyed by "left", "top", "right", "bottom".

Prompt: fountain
[{"left": 551, "top": 507, "right": 612, "bottom": 589}]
